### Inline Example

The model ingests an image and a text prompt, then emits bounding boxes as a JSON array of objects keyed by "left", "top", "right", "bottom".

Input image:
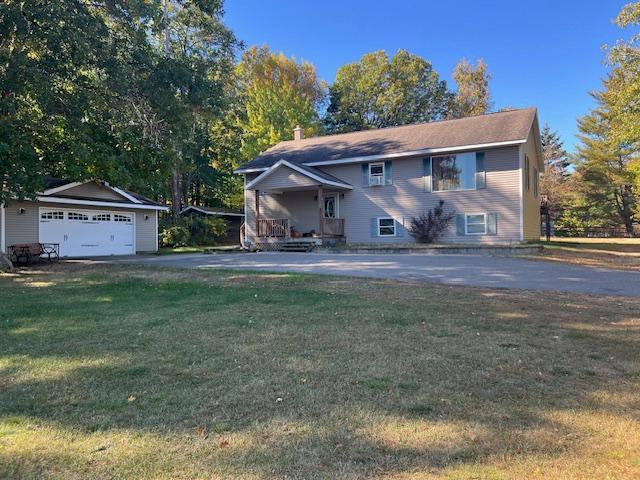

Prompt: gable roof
[
  {"left": 245, "top": 160, "right": 353, "bottom": 191},
  {"left": 39, "top": 177, "right": 165, "bottom": 209},
  {"left": 236, "top": 108, "right": 538, "bottom": 172}
]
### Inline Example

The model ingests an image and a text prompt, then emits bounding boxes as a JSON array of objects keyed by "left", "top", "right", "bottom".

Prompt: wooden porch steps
[{"left": 279, "top": 241, "right": 316, "bottom": 252}]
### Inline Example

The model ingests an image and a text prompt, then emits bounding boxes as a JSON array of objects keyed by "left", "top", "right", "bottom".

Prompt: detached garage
[{"left": 0, "top": 178, "right": 167, "bottom": 257}]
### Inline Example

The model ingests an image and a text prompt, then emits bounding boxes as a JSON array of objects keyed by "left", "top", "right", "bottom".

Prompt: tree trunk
[
  {"left": 195, "top": 180, "right": 201, "bottom": 206},
  {"left": 171, "top": 166, "right": 181, "bottom": 220},
  {"left": 618, "top": 186, "right": 635, "bottom": 236}
]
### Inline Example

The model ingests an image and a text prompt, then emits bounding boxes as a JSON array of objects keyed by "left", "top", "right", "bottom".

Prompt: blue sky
[{"left": 225, "top": 0, "right": 630, "bottom": 151}]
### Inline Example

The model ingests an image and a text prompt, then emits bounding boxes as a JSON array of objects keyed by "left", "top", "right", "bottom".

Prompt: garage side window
[
  {"left": 68, "top": 212, "right": 89, "bottom": 221},
  {"left": 114, "top": 214, "right": 132, "bottom": 223},
  {"left": 93, "top": 214, "right": 111, "bottom": 221},
  {"left": 41, "top": 211, "right": 64, "bottom": 220}
]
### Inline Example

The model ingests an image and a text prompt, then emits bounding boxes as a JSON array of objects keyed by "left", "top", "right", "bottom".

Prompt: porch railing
[
  {"left": 258, "top": 218, "right": 289, "bottom": 238},
  {"left": 321, "top": 217, "right": 345, "bottom": 236}
]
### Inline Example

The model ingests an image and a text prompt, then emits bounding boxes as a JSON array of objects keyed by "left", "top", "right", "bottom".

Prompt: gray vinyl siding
[
  {"left": 4, "top": 201, "right": 39, "bottom": 248},
  {"left": 3, "top": 200, "right": 158, "bottom": 253},
  {"left": 253, "top": 166, "right": 318, "bottom": 191},
  {"left": 522, "top": 130, "right": 543, "bottom": 240},
  {"left": 245, "top": 145, "right": 523, "bottom": 245},
  {"left": 62, "top": 182, "right": 127, "bottom": 201},
  {"left": 135, "top": 210, "right": 158, "bottom": 252}
]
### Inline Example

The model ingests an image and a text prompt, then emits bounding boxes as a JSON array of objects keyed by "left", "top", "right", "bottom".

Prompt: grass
[
  {"left": 535, "top": 237, "right": 640, "bottom": 271},
  {"left": 1, "top": 264, "right": 639, "bottom": 479}
]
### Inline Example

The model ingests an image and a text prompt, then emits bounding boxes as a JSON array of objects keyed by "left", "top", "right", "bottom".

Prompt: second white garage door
[{"left": 39, "top": 208, "right": 134, "bottom": 257}]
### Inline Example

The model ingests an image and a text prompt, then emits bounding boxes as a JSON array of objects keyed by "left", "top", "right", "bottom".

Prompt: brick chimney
[{"left": 293, "top": 125, "right": 303, "bottom": 141}]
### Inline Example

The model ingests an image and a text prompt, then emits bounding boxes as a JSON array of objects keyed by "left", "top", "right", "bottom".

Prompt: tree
[
  {"left": 449, "top": 58, "right": 492, "bottom": 118},
  {"left": 539, "top": 124, "right": 573, "bottom": 219},
  {"left": 236, "top": 45, "right": 326, "bottom": 161},
  {"left": 0, "top": 1, "right": 240, "bottom": 221},
  {"left": 324, "top": 50, "right": 452, "bottom": 133},
  {"left": 574, "top": 83, "right": 638, "bottom": 235},
  {"left": 0, "top": 1, "right": 161, "bottom": 204},
  {"left": 606, "top": 1, "right": 640, "bottom": 149},
  {"left": 150, "top": 0, "right": 239, "bottom": 218}
]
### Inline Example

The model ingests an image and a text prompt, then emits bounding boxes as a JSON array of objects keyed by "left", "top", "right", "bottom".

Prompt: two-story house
[{"left": 234, "top": 108, "right": 543, "bottom": 247}]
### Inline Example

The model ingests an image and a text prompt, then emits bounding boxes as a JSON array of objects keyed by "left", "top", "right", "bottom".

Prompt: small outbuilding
[
  {"left": 0, "top": 177, "right": 167, "bottom": 257},
  {"left": 179, "top": 206, "right": 244, "bottom": 245}
]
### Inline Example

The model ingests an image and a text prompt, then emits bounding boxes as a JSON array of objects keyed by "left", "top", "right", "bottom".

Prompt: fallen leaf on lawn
[
  {"left": 218, "top": 436, "right": 229, "bottom": 448},
  {"left": 127, "top": 396, "right": 136, "bottom": 402}
]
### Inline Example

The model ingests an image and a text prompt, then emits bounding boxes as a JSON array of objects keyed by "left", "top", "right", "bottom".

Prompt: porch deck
[{"left": 257, "top": 218, "right": 345, "bottom": 241}]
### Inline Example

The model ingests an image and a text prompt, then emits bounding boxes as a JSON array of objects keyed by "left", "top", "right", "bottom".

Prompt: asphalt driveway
[{"left": 98, "top": 251, "right": 640, "bottom": 297}]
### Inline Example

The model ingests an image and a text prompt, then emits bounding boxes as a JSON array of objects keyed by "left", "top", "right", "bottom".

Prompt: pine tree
[{"left": 539, "top": 124, "right": 572, "bottom": 219}]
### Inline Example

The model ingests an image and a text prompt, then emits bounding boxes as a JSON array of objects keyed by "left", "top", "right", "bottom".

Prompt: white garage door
[{"left": 39, "top": 208, "right": 134, "bottom": 257}]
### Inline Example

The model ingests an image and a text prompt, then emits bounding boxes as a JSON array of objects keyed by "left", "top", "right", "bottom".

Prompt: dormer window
[{"left": 369, "top": 163, "right": 385, "bottom": 186}]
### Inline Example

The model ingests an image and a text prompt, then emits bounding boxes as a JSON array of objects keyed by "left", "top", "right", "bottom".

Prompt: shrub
[
  {"left": 160, "top": 225, "right": 190, "bottom": 247},
  {"left": 184, "top": 216, "right": 228, "bottom": 245},
  {"left": 407, "top": 200, "right": 454, "bottom": 244}
]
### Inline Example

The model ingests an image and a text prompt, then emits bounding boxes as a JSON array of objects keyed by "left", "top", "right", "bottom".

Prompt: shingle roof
[
  {"left": 294, "top": 163, "right": 352, "bottom": 187},
  {"left": 180, "top": 206, "right": 244, "bottom": 216},
  {"left": 237, "top": 108, "right": 537, "bottom": 171}
]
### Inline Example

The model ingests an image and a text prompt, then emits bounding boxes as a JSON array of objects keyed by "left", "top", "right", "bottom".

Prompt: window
[
  {"left": 465, "top": 214, "right": 487, "bottom": 235},
  {"left": 378, "top": 218, "right": 395, "bottom": 236},
  {"left": 41, "top": 211, "right": 64, "bottom": 220},
  {"left": 432, "top": 153, "right": 476, "bottom": 191},
  {"left": 369, "top": 163, "right": 385, "bottom": 186},
  {"left": 533, "top": 167, "right": 539, "bottom": 196},
  {"left": 114, "top": 214, "right": 132, "bottom": 223},
  {"left": 68, "top": 212, "right": 89, "bottom": 221},
  {"left": 93, "top": 214, "right": 111, "bottom": 222},
  {"left": 524, "top": 154, "right": 530, "bottom": 191}
]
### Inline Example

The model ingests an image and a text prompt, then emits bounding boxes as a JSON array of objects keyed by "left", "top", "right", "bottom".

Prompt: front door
[{"left": 324, "top": 195, "right": 336, "bottom": 218}]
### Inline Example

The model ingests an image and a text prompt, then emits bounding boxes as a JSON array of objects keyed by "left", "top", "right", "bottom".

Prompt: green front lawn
[{"left": 1, "top": 265, "right": 639, "bottom": 479}]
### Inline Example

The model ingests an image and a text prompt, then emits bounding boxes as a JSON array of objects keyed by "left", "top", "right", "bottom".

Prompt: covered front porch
[{"left": 245, "top": 160, "right": 352, "bottom": 247}]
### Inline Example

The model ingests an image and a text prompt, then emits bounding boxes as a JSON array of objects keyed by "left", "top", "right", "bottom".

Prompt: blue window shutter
[
  {"left": 385, "top": 160, "right": 392, "bottom": 185},
  {"left": 362, "top": 163, "right": 369, "bottom": 187},
  {"left": 487, "top": 213, "right": 498, "bottom": 235},
  {"left": 370, "top": 218, "right": 378, "bottom": 237},
  {"left": 476, "top": 152, "right": 486, "bottom": 189},
  {"left": 456, "top": 214, "right": 466, "bottom": 236},
  {"left": 423, "top": 158, "right": 432, "bottom": 192},
  {"left": 395, "top": 218, "right": 405, "bottom": 237}
]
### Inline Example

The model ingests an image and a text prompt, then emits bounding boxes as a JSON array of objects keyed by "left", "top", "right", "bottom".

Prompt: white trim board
[
  {"left": 234, "top": 139, "right": 527, "bottom": 173},
  {"left": 36, "top": 196, "right": 168, "bottom": 211},
  {"left": 245, "top": 159, "right": 353, "bottom": 190},
  {"left": 109, "top": 185, "right": 142, "bottom": 204},
  {"left": 42, "top": 181, "right": 84, "bottom": 195}
]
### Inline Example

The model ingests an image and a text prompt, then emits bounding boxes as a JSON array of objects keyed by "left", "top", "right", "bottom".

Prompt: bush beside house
[{"left": 160, "top": 216, "right": 229, "bottom": 247}]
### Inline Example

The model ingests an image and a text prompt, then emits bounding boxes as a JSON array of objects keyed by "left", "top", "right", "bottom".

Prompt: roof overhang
[
  {"left": 179, "top": 206, "right": 245, "bottom": 217},
  {"left": 234, "top": 139, "right": 528, "bottom": 174},
  {"left": 245, "top": 159, "right": 353, "bottom": 191},
  {"left": 36, "top": 196, "right": 168, "bottom": 211}
]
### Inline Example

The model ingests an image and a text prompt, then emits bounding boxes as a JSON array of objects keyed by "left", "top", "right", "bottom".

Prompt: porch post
[
  {"left": 317, "top": 185, "right": 324, "bottom": 238},
  {"left": 255, "top": 189, "right": 260, "bottom": 237}
]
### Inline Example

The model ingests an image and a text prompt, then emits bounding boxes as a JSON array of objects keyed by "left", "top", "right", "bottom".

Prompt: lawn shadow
[{"left": 1, "top": 264, "right": 639, "bottom": 478}]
